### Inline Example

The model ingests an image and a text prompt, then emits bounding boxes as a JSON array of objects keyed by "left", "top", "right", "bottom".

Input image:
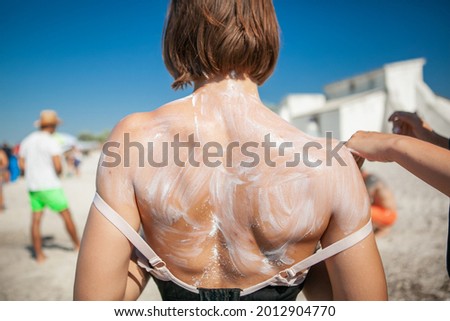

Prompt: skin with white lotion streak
[{"left": 102, "top": 77, "right": 369, "bottom": 289}]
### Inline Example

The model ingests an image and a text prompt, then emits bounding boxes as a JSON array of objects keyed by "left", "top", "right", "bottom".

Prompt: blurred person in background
[
  {"left": 0, "top": 148, "right": 8, "bottom": 211},
  {"left": 19, "top": 110, "right": 80, "bottom": 263},
  {"left": 361, "top": 169, "right": 397, "bottom": 236},
  {"left": 64, "top": 145, "right": 82, "bottom": 177}
]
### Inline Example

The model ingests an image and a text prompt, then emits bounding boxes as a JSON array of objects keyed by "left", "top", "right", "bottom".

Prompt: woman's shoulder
[{"left": 112, "top": 97, "right": 194, "bottom": 136}]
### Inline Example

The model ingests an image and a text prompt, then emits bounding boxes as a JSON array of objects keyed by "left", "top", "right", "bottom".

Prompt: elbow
[{"left": 54, "top": 165, "right": 63, "bottom": 176}]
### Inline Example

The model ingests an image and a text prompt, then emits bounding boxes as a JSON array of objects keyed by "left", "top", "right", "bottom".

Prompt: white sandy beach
[{"left": 0, "top": 151, "right": 449, "bottom": 301}]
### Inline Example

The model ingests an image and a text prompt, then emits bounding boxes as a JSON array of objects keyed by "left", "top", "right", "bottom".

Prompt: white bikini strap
[
  {"left": 93, "top": 193, "right": 200, "bottom": 294},
  {"left": 93, "top": 193, "right": 164, "bottom": 267},
  {"left": 93, "top": 192, "right": 373, "bottom": 297},
  {"left": 240, "top": 220, "right": 373, "bottom": 296},
  {"left": 283, "top": 220, "right": 373, "bottom": 278}
]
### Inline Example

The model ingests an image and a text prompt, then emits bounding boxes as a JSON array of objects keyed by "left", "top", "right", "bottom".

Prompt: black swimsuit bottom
[{"left": 153, "top": 277, "right": 304, "bottom": 301}]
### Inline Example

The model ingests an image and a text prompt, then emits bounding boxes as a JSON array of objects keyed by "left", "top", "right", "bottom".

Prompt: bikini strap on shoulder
[
  {"left": 93, "top": 192, "right": 163, "bottom": 267},
  {"left": 284, "top": 220, "right": 373, "bottom": 277}
]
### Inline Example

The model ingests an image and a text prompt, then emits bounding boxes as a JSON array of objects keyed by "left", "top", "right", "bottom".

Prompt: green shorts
[{"left": 29, "top": 188, "right": 69, "bottom": 213}]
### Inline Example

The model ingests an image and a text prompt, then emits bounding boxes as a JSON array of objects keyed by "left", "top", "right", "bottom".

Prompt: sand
[{"left": 0, "top": 151, "right": 449, "bottom": 301}]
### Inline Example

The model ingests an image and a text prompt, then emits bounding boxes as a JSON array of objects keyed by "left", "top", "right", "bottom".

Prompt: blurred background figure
[
  {"left": 64, "top": 145, "right": 82, "bottom": 177},
  {"left": 19, "top": 110, "right": 80, "bottom": 263},
  {"left": 361, "top": 169, "right": 397, "bottom": 236},
  {"left": 1, "top": 143, "right": 21, "bottom": 183},
  {"left": 0, "top": 148, "right": 9, "bottom": 211}
]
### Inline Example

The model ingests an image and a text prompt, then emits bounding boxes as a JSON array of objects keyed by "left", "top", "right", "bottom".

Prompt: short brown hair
[{"left": 163, "top": 0, "right": 280, "bottom": 90}]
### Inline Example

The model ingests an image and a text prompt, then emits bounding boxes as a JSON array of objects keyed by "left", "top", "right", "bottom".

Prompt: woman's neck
[{"left": 193, "top": 74, "right": 260, "bottom": 100}]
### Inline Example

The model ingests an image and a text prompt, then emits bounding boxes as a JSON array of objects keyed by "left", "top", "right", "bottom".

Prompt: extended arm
[
  {"left": 18, "top": 157, "right": 25, "bottom": 175},
  {"left": 347, "top": 131, "right": 450, "bottom": 197},
  {"left": 52, "top": 155, "right": 63, "bottom": 176}
]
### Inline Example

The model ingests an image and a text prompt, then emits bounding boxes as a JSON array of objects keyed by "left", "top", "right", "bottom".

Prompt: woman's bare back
[{"left": 101, "top": 78, "right": 369, "bottom": 290}]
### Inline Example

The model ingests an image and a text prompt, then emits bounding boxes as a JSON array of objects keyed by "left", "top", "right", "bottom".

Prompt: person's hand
[
  {"left": 346, "top": 131, "right": 397, "bottom": 163},
  {"left": 389, "top": 111, "right": 433, "bottom": 142}
]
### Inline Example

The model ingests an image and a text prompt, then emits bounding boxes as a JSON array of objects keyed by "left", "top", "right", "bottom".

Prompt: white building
[{"left": 277, "top": 58, "right": 450, "bottom": 140}]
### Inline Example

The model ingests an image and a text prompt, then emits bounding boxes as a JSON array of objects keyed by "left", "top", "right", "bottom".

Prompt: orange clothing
[{"left": 371, "top": 205, "right": 397, "bottom": 227}]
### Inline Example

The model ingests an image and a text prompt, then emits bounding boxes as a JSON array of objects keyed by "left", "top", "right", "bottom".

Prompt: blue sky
[{"left": 1, "top": 0, "right": 449, "bottom": 144}]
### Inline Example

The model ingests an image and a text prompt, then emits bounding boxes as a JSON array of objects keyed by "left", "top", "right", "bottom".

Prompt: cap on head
[{"left": 34, "top": 110, "right": 62, "bottom": 128}]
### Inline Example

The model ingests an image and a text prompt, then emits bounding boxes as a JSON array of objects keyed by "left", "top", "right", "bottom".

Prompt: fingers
[
  {"left": 352, "top": 153, "right": 365, "bottom": 169},
  {"left": 346, "top": 131, "right": 391, "bottom": 163},
  {"left": 345, "top": 145, "right": 366, "bottom": 168},
  {"left": 389, "top": 111, "right": 421, "bottom": 136},
  {"left": 389, "top": 111, "right": 421, "bottom": 125},
  {"left": 345, "top": 132, "right": 367, "bottom": 168},
  {"left": 398, "top": 121, "right": 413, "bottom": 136}
]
